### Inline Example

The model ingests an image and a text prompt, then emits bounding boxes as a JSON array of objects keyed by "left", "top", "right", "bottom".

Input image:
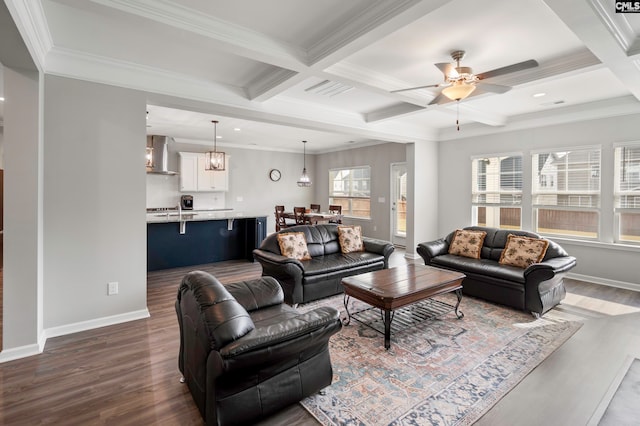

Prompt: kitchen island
[{"left": 147, "top": 209, "right": 267, "bottom": 271}]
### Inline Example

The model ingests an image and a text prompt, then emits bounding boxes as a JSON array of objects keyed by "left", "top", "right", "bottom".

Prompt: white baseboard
[
  {"left": 0, "top": 343, "right": 43, "bottom": 363},
  {"left": 404, "top": 252, "right": 421, "bottom": 260},
  {"left": 568, "top": 272, "right": 640, "bottom": 292},
  {"left": 44, "top": 308, "right": 151, "bottom": 339},
  {"left": 0, "top": 308, "right": 151, "bottom": 363}
]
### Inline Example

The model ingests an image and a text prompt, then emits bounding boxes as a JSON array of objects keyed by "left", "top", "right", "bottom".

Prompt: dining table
[{"left": 281, "top": 211, "right": 342, "bottom": 225}]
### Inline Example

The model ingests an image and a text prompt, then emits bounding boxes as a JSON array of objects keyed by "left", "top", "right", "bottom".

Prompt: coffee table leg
[
  {"left": 454, "top": 288, "right": 464, "bottom": 319},
  {"left": 384, "top": 309, "right": 391, "bottom": 350},
  {"left": 343, "top": 294, "right": 351, "bottom": 325}
]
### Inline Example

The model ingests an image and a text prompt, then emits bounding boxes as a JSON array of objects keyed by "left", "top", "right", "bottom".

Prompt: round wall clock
[{"left": 269, "top": 168, "right": 282, "bottom": 182}]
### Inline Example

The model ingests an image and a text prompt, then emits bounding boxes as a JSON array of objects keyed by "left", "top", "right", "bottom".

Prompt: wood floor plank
[{"left": 0, "top": 254, "right": 639, "bottom": 425}]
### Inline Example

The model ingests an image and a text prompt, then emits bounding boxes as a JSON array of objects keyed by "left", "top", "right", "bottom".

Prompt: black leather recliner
[{"left": 175, "top": 271, "right": 342, "bottom": 426}]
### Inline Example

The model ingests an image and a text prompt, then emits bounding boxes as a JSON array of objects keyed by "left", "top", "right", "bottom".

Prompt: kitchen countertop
[{"left": 146, "top": 209, "right": 268, "bottom": 223}]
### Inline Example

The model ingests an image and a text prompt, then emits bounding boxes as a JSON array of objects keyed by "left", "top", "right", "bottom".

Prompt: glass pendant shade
[
  {"left": 442, "top": 81, "right": 476, "bottom": 101},
  {"left": 297, "top": 140, "right": 312, "bottom": 187},
  {"left": 205, "top": 120, "right": 226, "bottom": 171}
]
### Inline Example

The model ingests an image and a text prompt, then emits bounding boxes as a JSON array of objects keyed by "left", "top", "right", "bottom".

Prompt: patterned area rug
[{"left": 299, "top": 293, "right": 581, "bottom": 426}]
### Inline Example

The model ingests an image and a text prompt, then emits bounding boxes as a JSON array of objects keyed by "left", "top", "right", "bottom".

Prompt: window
[
  {"left": 532, "top": 147, "right": 601, "bottom": 238},
  {"left": 614, "top": 144, "right": 640, "bottom": 243},
  {"left": 471, "top": 154, "right": 522, "bottom": 229},
  {"left": 329, "top": 166, "right": 371, "bottom": 218}
]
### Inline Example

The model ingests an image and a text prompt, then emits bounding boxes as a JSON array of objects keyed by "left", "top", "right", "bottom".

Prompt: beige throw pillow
[
  {"left": 338, "top": 225, "right": 364, "bottom": 253},
  {"left": 499, "top": 234, "right": 549, "bottom": 268},
  {"left": 448, "top": 229, "right": 487, "bottom": 259},
  {"left": 277, "top": 232, "right": 312, "bottom": 260}
]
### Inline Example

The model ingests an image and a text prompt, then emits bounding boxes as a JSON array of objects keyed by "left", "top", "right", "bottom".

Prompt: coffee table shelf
[{"left": 344, "top": 296, "right": 463, "bottom": 337}]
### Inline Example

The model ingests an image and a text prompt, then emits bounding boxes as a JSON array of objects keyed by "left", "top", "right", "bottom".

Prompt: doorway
[{"left": 391, "top": 163, "right": 407, "bottom": 247}]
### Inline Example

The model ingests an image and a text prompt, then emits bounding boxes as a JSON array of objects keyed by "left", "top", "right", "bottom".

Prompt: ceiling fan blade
[
  {"left": 435, "top": 62, "right": 457, "bottom": 78},
  {"left": 428, "top": 92, "right": 452, "bottom": 105},
  {"left": 476, "top": 59, "right": 538, "bottom": 80},
  {"left": 390, "top": 84, "right": 442, "bottom": 93},
  {"left": 475, "top": 82, "right": 512, "bottom": 94}
]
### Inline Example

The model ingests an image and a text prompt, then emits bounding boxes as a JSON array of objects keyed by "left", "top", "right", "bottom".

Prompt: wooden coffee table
[{"left": 342, "top": 264, "right": 466, "bottom": 349}]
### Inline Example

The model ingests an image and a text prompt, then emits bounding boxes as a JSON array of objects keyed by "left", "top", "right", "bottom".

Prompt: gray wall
[
  {"left": 2, "top": 65, "right": 42, "bottom": 351},
  {"left": 438, "top": 114, "right": 640, "bottom": 289},
  {"left": 315, "top": 143, "right": 406, "bottom": 240},
  {"left": 43, "top": 75, "right": 148, "bottom": 330}
]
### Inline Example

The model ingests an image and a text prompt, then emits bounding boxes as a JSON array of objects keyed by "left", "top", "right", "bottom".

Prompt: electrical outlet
[{"left": 108, "top": 281, "right": 119, "bottom": 296}]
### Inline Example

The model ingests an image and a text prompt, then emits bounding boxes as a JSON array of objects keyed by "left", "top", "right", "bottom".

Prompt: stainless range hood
[{"left": 146, "top": 135, "right": 178, "bottom": 175}]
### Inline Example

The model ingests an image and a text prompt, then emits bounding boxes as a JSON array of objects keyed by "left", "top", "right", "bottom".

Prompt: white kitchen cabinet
[{"left": 179, "top": 152, "right": 229, "bottom": 192}]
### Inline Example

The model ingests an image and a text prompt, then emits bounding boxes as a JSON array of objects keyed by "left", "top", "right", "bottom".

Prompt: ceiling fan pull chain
[{"left": 456, "top": 101, "right": 460, "bottom": 131}]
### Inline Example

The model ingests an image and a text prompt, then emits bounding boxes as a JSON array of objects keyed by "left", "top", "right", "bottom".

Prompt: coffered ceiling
[{"left": 4, "top": 0, "right": 640, "bottom": 152}]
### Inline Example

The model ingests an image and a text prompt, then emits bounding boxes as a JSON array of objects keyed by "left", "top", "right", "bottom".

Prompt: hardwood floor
[{"left": 0, "top": 252, "right": 638, "bottom": 425}]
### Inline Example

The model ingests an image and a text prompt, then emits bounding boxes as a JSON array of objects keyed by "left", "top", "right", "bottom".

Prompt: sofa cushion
[
  {"left": 302, "top": 252, "right": 385, "bottom": 276},
  {"left": 277, "top": 232, "right": 312, "bottom": 260},
  {"left": 338, "top": 225, "right": 364, "bottom": 253},
  {"left": 499, "top": 234, "right": 549, "bottom": 268},
  {"left": 448, "top": 229, "right": 487, "bottom": 259},
  {"left": 431, "top": 254, "right": 526, "bottom": 284}
]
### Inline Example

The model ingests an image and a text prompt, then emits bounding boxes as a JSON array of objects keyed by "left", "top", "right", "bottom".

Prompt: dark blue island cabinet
[{"left": 147, "top": 216, "right": 267, "bottom": 271}]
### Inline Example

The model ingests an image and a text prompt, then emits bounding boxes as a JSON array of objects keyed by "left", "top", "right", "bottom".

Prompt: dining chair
[
  {"left": 275, "top": 205, "right": 289, "bottom": 231},
  {"left": 293, "top": 207, "right": 307, "bottom": 225},
  {"left": 310, "top": 204, "right": 321, "bottom": 213},
  {"left": 328, "top": 205, "right": 342, "bottom": 224}
]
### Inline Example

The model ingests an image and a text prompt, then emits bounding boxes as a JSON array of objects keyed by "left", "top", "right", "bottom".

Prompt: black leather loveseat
[
  {"left": 176, "top": 271, "right": 342, "bottom": 426},
  {"left": 417, "top": 226, "right": 576, "bottom": 317},
  {"left": 253, "top": 224, "right": 395, "bottom": 305}
]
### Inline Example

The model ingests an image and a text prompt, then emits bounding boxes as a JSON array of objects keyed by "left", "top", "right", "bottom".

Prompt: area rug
[{"left": 298, "top": 293, "right": 582, "bottom": 426}]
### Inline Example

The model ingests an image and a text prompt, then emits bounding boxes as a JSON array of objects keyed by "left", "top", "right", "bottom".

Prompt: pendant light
[
  {"left": 297, "top": 140, "right": 312, "bottom": 187},
  {"left": 205, "top": 120, "right": 225, "bottom": 171}
]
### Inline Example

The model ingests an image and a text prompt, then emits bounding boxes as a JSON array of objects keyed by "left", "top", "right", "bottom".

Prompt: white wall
[
  {"left": 315, "top": 143, "right": 406, "bottom": 240},
  {"left": 42, "top": 75, "right": 148, "bottom": 331},
  {"left": 438, "top": 114, "right": 640, "bottom": 289}
]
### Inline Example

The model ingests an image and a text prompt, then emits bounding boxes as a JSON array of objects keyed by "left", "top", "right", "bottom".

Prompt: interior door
[{"left": 391, "top": 163, "right": 407, "bottom": 247}]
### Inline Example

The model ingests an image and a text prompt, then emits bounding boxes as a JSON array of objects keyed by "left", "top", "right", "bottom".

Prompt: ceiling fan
[{"left": 391, "top": 50, "right": 539, "bottom": 105}]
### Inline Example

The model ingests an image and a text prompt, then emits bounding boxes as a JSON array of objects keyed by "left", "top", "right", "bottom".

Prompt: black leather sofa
[
  {"left": 253, "top": 224, "right": 395, "bottom": 305},
  {"left": 175, "top": 271, "right": 342, "bottom": 426},
  {"left": 417, "top": 226, "right": 577, "bottom": 317}
]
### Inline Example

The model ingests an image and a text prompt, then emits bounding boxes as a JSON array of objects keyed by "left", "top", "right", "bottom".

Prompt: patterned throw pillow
[
  {"left": 277, "top": 232, "right": 312, "bottom": 260},
  {"left": 499, "top": 234, "right": 549, "bottom": 269},
  {"left": 338, "top": 225, "right": 364, "bottom": 253},
  {"left": 448, "top": 229, "right": 487, "bottom": 259}
]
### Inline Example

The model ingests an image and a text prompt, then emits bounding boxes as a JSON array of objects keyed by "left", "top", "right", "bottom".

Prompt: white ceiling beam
[
  {"left": 88, "top": 0, "right": 308, "bottom": 71},
  {"left": 248, "top": 0, "right": 453, "bottom": 102},
  {"left": 437, "top": 104, "right": 508, "bottom": 127},
  {"left": 364, "top": 103, "right": 427, "bottom": 123},
  {"left": 544, "top": 0, "right": 640, "bottom": 101}
]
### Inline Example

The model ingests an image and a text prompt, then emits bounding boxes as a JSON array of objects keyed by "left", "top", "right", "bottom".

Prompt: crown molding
[
  {"left": 589, "top": 0, "right": 640, "bottom": 57},
  {"left": 4, "top": 0, "right": 53, "bottom": 70},
  {"left": 438, "top": 95, "right": 640, "bottom": 141},
  {"left": 88, "top": 0, "right": 307, "bottom": 70},
  {"left": 307, "top": 0, "right": 452, "bottom": 67}
]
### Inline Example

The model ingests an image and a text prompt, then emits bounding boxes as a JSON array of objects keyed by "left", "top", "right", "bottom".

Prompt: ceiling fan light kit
[{"left": 391, "top": 49, "right": 538, "bottom": 131}]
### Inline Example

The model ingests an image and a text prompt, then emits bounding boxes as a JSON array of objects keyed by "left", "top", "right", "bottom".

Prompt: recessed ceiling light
[
  {"left": 533, "top": 92, "right": 546, "bottom": 98},
  {"left": 0, "top": 96, "right": 5, "bottom": 101},
  {"left": 234, "top": 127, "right": 241, "bottom": 132},
  {"left": 216, "top": 136, "right": 222, "bottom": 139}
]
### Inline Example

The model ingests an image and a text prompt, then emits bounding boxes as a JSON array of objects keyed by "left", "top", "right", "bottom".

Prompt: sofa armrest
[
  {"left": 417, "top": 238, "right": 449, "bottom": 265},
  {"left": 524, "top": 256, "right": 577, "bottom": 281},
  {"left": 225, "top": 277, "right": 284, "bottom": 312},
  {"left": 363, "top": 237, "right": 395, "bottom": 268},
  {"left": 253, "top": 249, "right": 304, "bottom": 268},
  {"left": 220, "top": 306, "right": 341, "bottom": 358}
]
